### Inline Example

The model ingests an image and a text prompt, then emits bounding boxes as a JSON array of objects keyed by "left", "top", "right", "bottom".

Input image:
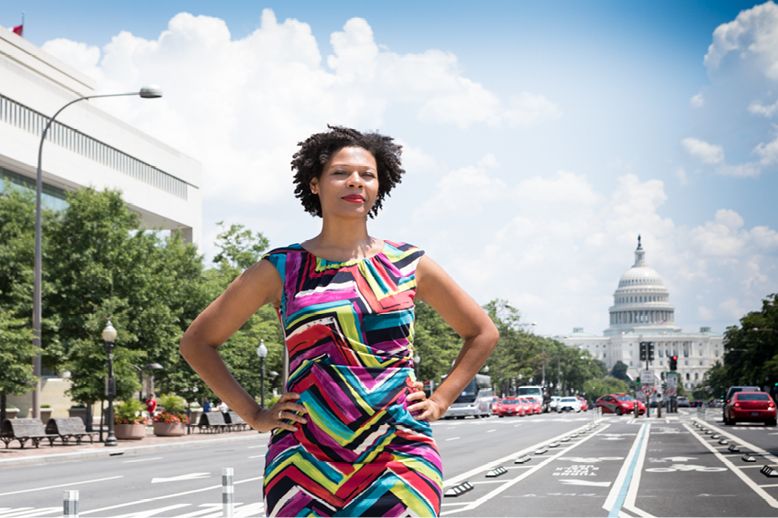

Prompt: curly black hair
[{"left": 291, "top": 125, "right": 405, "bottom": 218}]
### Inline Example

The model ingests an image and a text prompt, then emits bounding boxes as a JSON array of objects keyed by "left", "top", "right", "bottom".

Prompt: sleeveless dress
[{"left": 261, "top": 240, "right": 443, "bottom": 517}]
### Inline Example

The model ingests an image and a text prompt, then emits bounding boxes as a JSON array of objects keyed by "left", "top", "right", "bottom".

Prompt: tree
[
  {"left": 413, "top": 301, "right": 461, "bottom": 385},
  {"left": 584, "top": 376, "right": 630, "bottom": 401},
  {"left": 0, "top": 308, "right": 36, "bottom": 422},
  {"left": 610, "top": 361, "right": 630, "bottom": 382}
]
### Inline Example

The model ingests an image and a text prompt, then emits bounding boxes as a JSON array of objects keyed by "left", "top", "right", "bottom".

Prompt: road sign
[
  {"left": 665, "top": 372, "right": 678, "bottom": 397},
  {"left": 641, "top": 370, "right": 655, "bottom": 385}
]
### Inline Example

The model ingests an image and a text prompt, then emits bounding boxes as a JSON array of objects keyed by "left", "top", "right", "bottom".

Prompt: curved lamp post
[
  {"left": 102, "top": 321, "right": 118, "bottom": 447},
  {"left": 257, "top": 340, "right": 268, "bottom": 407},
  {"left": 31, "top": 87, "right": 163, "bottom": 417}
]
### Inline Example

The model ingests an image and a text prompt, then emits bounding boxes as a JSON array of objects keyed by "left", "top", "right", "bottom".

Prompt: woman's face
[{"left": 311, "top": 146, "right": 379, "bottom": 219}]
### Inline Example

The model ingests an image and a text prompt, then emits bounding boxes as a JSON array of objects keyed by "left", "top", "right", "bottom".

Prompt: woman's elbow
[{"left": 483, "top": 322, "right": 500, "bottom": 349}]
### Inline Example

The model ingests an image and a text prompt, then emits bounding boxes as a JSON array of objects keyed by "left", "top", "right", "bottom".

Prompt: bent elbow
[{"left": 484, "top": 323, "right": 500, "bottom": 349}]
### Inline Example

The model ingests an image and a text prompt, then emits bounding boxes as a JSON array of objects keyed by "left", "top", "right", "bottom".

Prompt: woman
[{"left": 180, "top": 126, "right": 498, "bottom": 516}]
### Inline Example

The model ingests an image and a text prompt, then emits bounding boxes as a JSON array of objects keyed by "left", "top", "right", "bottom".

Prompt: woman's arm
[
  {"left": 409, "top": 255, "right": 499, "bottom": 421},
  {"left": 180, "top": 259, "right": 307, "bottom": 433}
]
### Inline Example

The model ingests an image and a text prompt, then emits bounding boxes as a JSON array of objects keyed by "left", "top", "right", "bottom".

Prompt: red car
[
  {"left": 493, "top": 397, "right": 523, "bottom": 417},
  {"left": 521, "top": 397, "right": 541, "bottom": 415},
  {"left": 577, "top": 396, "right": 589, "bottom": 412},
  {"left": 596, "top": 393, "right": 646, "bottom": 415},
  {"left": 724, "top": 392, "right": 777, "bottom": 426}
]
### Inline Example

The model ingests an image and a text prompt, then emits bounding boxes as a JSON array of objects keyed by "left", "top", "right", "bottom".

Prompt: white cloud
[
  {"left": 690, "top": 93, "right": 704, "bottom": 108},
  {"left": 675, "top": 167, "right": 689, "bottom": 185},
  {"left": 754, "top": 134, "right": 778, "bottom": 165},
  {"left": 704, "top": 1, "right": 778, "bottom": 80},
  {"left": 681, "top": 137, "right": 725, "bottom": 165},
  {"left": 748, "top": 98, "right": 778, "bottom": 117},
  {"left": 503, "top": 92, "right": 562, "bottom": 127}
]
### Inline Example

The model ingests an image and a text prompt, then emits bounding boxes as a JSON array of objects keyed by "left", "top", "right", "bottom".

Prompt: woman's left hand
[{"left": 408, "top": 381, "right": 446, "bottom": 422}]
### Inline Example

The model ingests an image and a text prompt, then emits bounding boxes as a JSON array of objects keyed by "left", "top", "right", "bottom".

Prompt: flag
[{"left": 12, "top": 24, "right": 23, "bottom": 36}]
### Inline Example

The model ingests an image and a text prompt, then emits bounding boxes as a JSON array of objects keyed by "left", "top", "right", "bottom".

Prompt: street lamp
[
  {"left": 30, "top": 86, "right": 163, "bottom": 418},
  {"left": 257, "top": 340, "right": 268, "bottom": 408},
  {"left": 184, "top": 386, "right": 199, "bottom": 435},
  {"left": 102, "top": 320, "right": 118, "bottom": 447}
]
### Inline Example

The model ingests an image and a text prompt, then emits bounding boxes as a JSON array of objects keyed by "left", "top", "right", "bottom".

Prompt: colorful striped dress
[{"left": 261, "top": 240, "right": 443, "bottom": 517}]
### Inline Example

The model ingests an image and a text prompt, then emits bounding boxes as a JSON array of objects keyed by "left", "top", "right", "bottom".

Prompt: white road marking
[
  {"left": 248, "top": 454, "right": 264, "bottom": 459},
  {"left": 122, "top": 457, "right": 164, "bottom": 464},
  {"left": 603, "top": 423, "right": 650, "bottom": 517},
  {"left": 684, "top": 422, "right": 778, "bottom": 509},
  {"left": 113, "top": 503, "right": 190, "bottom": 517},
  {"left": 445, "top": 436, "right": 461, "bottom": 441},
  {"left": 441, "top": 424, "right": 608, "bottom": 515},
  {"left": 559, "top": 456, "right": 624, "bottom": 463},
  {"left": 442, "top": 421, "right": 603, "bottom": 488},
  {"left": 0, "top": 508, "right": 60, "bottom": 517},
  {"left": 151, "top": 472, "right": 211, "bottom": 483},
  {"left": 79, "top": 476, "right": 263, "bottom": 515},
  {"left": 0, "top": 475, "right": 123, "bottom": 497},
  {"left": 692, "top": 417, "right": 778, "bottom": 465},
  {"left": 486, "top": 429, "right": 497, "bottom": 433},
  {"left": 558, "top": 479, "right": 611, "bottom": 487}
]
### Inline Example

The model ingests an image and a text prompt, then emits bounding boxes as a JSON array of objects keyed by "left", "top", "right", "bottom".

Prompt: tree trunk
[
  {"left": 85, "top": 401, "right": 94, "bottom": 432},
  {"left": 0, "top": 391, "right": 6, "bottom": 425}
]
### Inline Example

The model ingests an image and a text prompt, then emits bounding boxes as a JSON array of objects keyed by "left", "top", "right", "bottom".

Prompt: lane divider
[{"left": 603, "top": 423, "right": 650, "bottom": 518}]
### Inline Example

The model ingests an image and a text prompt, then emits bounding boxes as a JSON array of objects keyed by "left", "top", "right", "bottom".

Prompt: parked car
[
  {"left": 577, "top": 396, "right": 589, "bottom": 412},
  {"left": 676, "top": 396, "right": 690, "bottom": 408},
  {"left": 557, "top": 396, "right": 582, "bottom": 413},
  {"left": 549, "top": 396, "right": 561, "bottom": 412},
  {"left": 596, "top": 393, "right": 646, "bottom": 415},
  {"left": 493, "top": 397, "right": 523, "bottom": 417},
  {"left": 723, "top": 391, "right": 776, "bottom": 426},
  {"left": 723, "top": 386, "right": 761, "bottom": 421}
]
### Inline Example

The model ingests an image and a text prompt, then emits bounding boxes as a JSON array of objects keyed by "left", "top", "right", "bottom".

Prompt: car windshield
[
  {"left": 617, "top": 395, "right": 633, "bottom": 401},
  {"left": 454, "top": 379, "right": 478, "bottom": 404},
  {"left": 737, "top": 393, "right": 769, "bottom": 401},
  {"left": 561, "top": 397, "right": 577, "bottom": 402},
  {"left": 501, "top": 399, "right": 518, "bottom": 404},
  {"left": 518, "top": 387, "right": 542, "bottom": 397}
]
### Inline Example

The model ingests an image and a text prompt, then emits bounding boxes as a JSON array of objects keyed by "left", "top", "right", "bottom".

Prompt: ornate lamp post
[
  {"left": 257, "top": 340, "right": 268, "bottom": 407},
  {"left": 30, "top": 87, "right": 163, "bottom": 417},
  {"left": 102, "top": 321, "right": 118, "bottom": 447},
  {"left": 185, "top": 385, "right": 199, "bottom": 435}
]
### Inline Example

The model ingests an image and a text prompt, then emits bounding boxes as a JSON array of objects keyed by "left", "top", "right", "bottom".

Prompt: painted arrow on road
[
  {"left": 558, "top": 479, "right": 611, "bottom": 487},
  {"left": 151, "top": 472, "right": 211, "bottom": 483}
]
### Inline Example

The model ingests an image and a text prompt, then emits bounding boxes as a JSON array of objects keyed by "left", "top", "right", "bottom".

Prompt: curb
[{"left": 0, "top": 432, "right": 266, "bottom": 468}]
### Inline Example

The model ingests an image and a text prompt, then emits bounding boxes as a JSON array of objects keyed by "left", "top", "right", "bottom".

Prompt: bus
[{"left": 443, "top": 374, "right": 494, "bottom": 419}]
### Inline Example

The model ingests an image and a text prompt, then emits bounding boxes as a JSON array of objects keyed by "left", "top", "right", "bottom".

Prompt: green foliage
[
  {"left": 610, "top": 361, "right": 630, "bottom": 382},
  {"left": 0, "top": 308, "right": 37, "bottom": 395},
  {"left": 700, "top": 293, "right": 778, "bottom": 397},
  {"left": 158, "top": 393, "right": 187, "bottom": 414},
  {"left": 114, "top": 399, "right": 145, "bottom": 424},
  {"left": 584, "top": 376, "right": 631, "bottom": 401},
  {"left": 413, "top": 301, "right": 461, "bottom": 383},
  {"left": 212, "top": 221, "right": 270, "bottom": 270}
]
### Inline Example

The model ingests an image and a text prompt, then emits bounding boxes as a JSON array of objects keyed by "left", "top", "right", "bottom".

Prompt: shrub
[
  {"left": 153, "top": 393, "right": 188, "bottom": 424},
  {"left": 115, "top": 399, "right": 146, "bottom": 424}
]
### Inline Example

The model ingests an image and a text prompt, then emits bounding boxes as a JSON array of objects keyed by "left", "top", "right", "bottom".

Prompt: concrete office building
[{"left": 1, "top": 27, "right": 202, "bottom": 417}]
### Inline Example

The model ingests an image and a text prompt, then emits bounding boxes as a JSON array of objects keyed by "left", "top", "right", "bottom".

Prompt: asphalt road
[{"left": 2, "top": 409, "right": 778, "bottom": 517}]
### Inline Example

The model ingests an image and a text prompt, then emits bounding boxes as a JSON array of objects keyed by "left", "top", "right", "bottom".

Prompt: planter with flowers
[
  {"left": 153, "top": 394, "right": 187, "bottom": 436},
  {"left": 114, "top": 399, "right": 147, "bottom": 440}
]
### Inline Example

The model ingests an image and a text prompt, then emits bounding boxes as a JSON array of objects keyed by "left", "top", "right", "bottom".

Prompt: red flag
[{"left": 12, "top": 24, "right": 23, "bottom": 36}]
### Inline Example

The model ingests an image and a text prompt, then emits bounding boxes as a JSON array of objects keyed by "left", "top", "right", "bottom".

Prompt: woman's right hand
[{"left": 250, "top": 392, "right": 308, "bottom": 433}]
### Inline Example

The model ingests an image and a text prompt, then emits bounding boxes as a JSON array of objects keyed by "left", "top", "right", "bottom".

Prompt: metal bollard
[
  {"left": 63, "top": 490, "right": 79, "bottom": 518},
  {"left": 222, "top": 467, "right": 234, "bottom": 517}
]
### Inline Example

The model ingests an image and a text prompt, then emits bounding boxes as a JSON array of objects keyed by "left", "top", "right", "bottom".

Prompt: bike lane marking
[
  {"left": 692, "top": 417, "right": 778, "bottom": 465},
  {"left": 0, "top": 476, "right": 123, "bottom": 497},
  {"left": 442, "top": 420, "right": 603, "bottom": 488},
  {"left": 603, "top": 422, "right": 649, "bottom": 517},
  {"left": 684, "top": 423, "right": 778, "bottom": 509},
  {"left": 441, "top": 423, "right": 610, "bottom": 515}
]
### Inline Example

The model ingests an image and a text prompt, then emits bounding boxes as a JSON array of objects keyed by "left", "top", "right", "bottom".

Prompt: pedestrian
[
  {"left": 202, "top": 399, "right": 211, "bottom": 413},
  {"left": 181, "top": 125, "right": 499, "bottom": 516},
  {"left": 145, "top": 393, "right": 157, "bottom": 417},
  {"left": 217, "top": 400, "right": 228, "bottom": 413}
]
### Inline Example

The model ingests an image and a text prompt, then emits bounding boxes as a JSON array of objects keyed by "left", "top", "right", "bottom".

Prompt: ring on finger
[{"left": 277, "top": 410, "right": 283, "bottom": 420}]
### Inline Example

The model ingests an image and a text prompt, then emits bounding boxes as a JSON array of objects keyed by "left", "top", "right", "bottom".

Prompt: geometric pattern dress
[{"left": 261, "top": 240, "right": 443, "bottom": 517}]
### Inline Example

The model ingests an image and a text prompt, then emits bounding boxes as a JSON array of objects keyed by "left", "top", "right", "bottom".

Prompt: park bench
[
  {"left": 1, "top": 418, "right": 58, "bottom": 448},
  {"left": 225, "top": 411, "right": 248, "bottom": 432},
  {"left": 197, "top": 411, "right": 229, "bottom": 433},
  {"left": 45, "top": 417, "right": 99, "bottom": 445}
]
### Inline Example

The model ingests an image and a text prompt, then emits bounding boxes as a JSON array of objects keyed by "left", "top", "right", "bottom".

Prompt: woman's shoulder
[{"left": 381, "top": 239, "right": 426, "bottom": 266}]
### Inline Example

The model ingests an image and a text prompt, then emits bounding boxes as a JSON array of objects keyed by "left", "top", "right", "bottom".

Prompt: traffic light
[
  {"left": 648, "top": 342, "right": 655, "bottom": 361},
  {"left": 640, "top": 342, "right": 647, "bottom": 361},
  {"left": 669, "top": 355, "right": 678, "bottom": 371},
  {"left": 639, "top": 342, "right": 655, "bottom": 362}
]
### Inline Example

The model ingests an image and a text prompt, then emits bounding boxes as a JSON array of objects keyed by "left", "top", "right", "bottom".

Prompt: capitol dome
[{"left": 605, "top": 236, "right": 680, "bottom": 335}]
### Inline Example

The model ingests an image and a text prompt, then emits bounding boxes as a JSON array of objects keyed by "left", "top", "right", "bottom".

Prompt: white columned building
[{"left": 561, "top": 236, "right": 723, "bottom": 390}]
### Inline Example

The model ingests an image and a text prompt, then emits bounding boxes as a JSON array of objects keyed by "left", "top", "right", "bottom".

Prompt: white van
[{"left": 517, "top": 385, "right": 544, "bottom": 408}]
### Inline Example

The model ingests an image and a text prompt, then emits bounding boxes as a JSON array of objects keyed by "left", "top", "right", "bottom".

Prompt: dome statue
[{"left": 605, "top": 236, "right": 681, "bottom": 336}]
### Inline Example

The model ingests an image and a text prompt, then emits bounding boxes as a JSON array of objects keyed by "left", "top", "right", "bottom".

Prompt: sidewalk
[{"left": 0, "top": 426, "right": 265, "bottom": 467}]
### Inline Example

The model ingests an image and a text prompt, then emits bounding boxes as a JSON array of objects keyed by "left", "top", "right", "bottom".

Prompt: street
[{"left": 2, "top": 410, "right": 778, "bottom": 517}]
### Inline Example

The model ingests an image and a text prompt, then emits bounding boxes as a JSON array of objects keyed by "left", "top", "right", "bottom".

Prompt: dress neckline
[{"left": 296, "top": 240, "right": 387, "bottom": 267}]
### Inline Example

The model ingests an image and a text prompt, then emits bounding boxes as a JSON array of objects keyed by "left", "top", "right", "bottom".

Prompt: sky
[{"left": 2, "top": 0, "right": 776, "bottom": 337}]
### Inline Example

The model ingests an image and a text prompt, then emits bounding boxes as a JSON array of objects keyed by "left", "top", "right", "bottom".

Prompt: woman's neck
[{"left": 305, "top": 217, "right": 378, "bottom": 260}]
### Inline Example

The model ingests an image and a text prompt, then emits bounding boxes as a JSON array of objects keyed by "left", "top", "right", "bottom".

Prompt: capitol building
[{"left": 561, "top": 236, "right": 723, "bottom": 390}]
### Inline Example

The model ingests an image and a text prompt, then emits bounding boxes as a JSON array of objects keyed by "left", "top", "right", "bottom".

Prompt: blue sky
[{"left": 2, "top": 1, "right": 774, "bottom": 336}]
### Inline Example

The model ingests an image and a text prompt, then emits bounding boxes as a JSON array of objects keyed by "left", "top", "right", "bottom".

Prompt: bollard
[
  {"left": 63, "top": 490, "right": 79, "bottom": 518},
  {"left": 222, "top": 467, "right": 234, "bottom": 517}
]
